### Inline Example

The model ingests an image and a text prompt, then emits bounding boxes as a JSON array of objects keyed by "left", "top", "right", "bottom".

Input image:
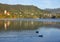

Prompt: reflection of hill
[
  {"left": 8, "top": 21, "right": 42, "bottom": 30},
  {"left": 0, "top": 21, "right": 4, "bottom": 31},
  {"left": 42, "top": 22, "right": 60, "bottom": 28},
  {"left": 0, "top": 21, "right": 42, "bottom": 31},
  {"left": 0, "top": 20, "right": 60, "bottom": 31}
]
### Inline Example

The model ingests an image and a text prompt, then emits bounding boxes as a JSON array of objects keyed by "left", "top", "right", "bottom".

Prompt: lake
[{"left": 0, "top": 19, "right": 60, "bottom": 42}]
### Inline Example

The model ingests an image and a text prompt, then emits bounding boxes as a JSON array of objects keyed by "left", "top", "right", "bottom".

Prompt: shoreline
[{"left": 0, "top": 18, "right": 60, "bottom": 22}]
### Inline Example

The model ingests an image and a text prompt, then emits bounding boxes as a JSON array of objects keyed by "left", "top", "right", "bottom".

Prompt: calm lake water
[{"left": 0, "top": 19, "right": 60, "bottom": 42}]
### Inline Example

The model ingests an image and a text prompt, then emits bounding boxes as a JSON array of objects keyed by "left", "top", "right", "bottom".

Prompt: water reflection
[
  {"left": 0, "top": 20, "right": 60, "bottom": 31},
  {"left": 43, "top": 22, "right": 56, "bottom": 24},
  {"left": 0, "top": 19, "right": 60, "bottom": 42},
  {"left": 4, "top": 21, "right": 10, "bottom": 30}
]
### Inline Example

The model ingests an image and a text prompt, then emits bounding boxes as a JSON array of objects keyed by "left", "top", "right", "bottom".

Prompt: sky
[{"left": 0, "top": 0, "right": 60, "bottom": 9}]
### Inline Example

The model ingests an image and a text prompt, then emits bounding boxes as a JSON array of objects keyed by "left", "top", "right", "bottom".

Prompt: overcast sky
[{"left": 0, "top": 0, "right": 60, "bottom": 9}]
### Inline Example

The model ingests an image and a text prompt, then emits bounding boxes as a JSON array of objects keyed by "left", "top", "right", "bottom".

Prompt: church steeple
[{"left": 4, "top": 10, "right": 7, "bottom": 14}]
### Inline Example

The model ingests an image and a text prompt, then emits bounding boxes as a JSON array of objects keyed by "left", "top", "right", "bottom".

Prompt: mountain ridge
[{"left": 0, "top": 3, "right": 60, "bottom": 18}]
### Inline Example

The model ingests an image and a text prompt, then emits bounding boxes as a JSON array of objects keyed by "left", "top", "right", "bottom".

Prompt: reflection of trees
[
  {"left": 0, "top": 20, "right": 60, "bottom": 31},
  {"left": 0, "top": 21, "right": 4, "bottom": 31},
  {"left": 43, "top": 22, "right": 57, "bottom": 25},
  {"left": 11, "top": 21, "right": 42, "bottom": 30},
  {"left": 11, "top": 21, "right": 60, "bottom": 30},
  {"left": 42, "top": 22, "right": 60, "bottom": 28}
]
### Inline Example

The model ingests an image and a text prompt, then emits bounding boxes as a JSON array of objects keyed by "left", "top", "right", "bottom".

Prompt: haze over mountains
[{"left": 44, "top": 8, "right": 60, "bottom": 14}]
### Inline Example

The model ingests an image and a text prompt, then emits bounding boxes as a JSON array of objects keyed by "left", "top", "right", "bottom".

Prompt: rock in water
[
  {"left": 36, "top": 31, "right": 39, "bottom": 33},
  {"left": 38, "top": 35, "right": 43, "bottom": 37}
]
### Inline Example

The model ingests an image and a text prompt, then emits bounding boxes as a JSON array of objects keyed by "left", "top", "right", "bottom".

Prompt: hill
[{"left": 0, "top": 3, "right": 52, "bottom": 18}]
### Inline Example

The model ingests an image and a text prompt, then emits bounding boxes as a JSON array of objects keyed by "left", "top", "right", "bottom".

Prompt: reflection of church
[{"left": 4, "top": 21, "right": 10, "bottom": 30}]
